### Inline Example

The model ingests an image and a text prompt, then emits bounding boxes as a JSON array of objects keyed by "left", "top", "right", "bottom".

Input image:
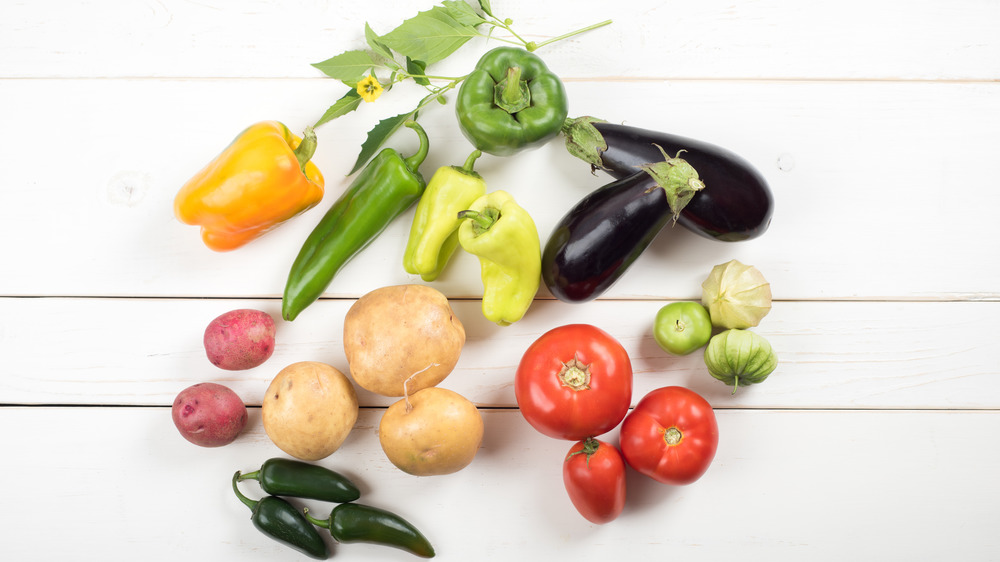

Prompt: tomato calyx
[
  {"left": 558, "top": 356, "right": 592, "bottom": 391},
  {"left": 663, "top": 426, "right": 684, "bottom": 446},
  {"left": 566, "top": 437, "right": 601, "bottom": 466}
]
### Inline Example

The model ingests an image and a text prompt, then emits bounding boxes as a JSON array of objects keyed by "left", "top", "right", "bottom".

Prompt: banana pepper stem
[
  {"left": 461, "top": 149, "right": 483, "bottom": 172},
  {"left": 456, "top": 208, "right": 500, "bottom": 236}
]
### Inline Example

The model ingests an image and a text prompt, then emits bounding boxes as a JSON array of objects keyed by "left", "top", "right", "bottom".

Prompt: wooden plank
[
  {"left": 1, "top": 297, "right": 996, "bottom": 409},
  {"left": 2, "top": 0, "right": 998, "bottom": 80},
  {"left": 0, "top": 79, "right": 997, "bottom": 300},
  {"left": 1, "top": 406, "right": 997, "bottom": 560}
]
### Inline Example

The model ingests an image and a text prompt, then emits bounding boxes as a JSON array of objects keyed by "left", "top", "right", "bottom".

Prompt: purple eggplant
[
  {"left": 543, "top": 162, "right": 695, "bottom": 303},
  {"left": 563, "top": 117, "right": 774, "bottom": 242}
]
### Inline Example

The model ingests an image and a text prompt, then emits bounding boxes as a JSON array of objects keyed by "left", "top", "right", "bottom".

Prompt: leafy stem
[
  {"left": 312, "top": 0, "right": 612, "bottom": 171},
  {"left": 478, "top": 13, "right": 613, "bottom": 52},
  {"left": 532, "top": 19, "right": 614, "bottom": 51}
]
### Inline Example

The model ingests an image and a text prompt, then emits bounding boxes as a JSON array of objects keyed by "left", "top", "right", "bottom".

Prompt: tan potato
[
  {"left": 344, "top": 284, "right": 465, "bottom": 397},
  {"left": 262, "top": 361, "right": 359, "bottom": 461},
  {"left": 378, "top": 387, "right": 484, "bottom": 476}
]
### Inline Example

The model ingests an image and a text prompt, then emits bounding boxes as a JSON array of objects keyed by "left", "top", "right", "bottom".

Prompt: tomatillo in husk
[{"left": 703, "top": 329, "right": 778, "bottom": 394}]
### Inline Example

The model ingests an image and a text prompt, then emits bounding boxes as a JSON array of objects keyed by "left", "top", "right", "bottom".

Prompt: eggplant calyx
[
  {"left": 638, "top": 145, "right": 705, "bottom": 223},
  {"left": 561, "top": 115, "right": 608, "bottom": 170}
]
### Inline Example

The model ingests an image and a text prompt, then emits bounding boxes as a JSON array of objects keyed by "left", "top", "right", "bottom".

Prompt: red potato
[
  {"left": 203, "top": 309, "right": 276, "bottom": 370},
  {"left": 171, "top": 382, "right": 248, "bottom": 447}
]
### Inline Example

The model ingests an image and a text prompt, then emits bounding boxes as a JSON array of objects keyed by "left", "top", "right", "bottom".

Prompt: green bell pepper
[
  {"left": 455, "top": 46, "right": 569, "bottom": 157},
  {"left": 457, "top": 190, "right": 541, "bottom": 326},
  {"left": 403, "top": 149, "right": 487, "bottom": 281},
  {"left": 282, "top": 120, "right": 429, "bottom": 321}
]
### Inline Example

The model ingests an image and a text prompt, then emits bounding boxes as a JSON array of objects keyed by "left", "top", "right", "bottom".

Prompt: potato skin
[
  {"left": 344, "top": 285, "right": 465, "bottom": 397},
  {"left": 262, "top": 361, "right": 359, "bottom": 461},
  {"left": 379, "top": 387, "right": 484, "bottom": 476},
  {"left": 203, "top": 309, "right": 276, "bottom": 370},
  {"left": 171, "top": 382, "right": 248, "bottom": 447}
]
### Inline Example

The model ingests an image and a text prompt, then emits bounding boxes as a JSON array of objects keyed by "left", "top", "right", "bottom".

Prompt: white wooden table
[{"left": 2, "top": 1, "right": 998, "bottom": 559}]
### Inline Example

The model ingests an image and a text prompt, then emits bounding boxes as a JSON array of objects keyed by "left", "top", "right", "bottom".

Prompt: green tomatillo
[{"left": 653, "top": 301, "right": 712, "bottom": 356}]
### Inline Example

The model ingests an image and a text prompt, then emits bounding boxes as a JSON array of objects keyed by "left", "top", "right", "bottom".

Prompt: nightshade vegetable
[
  {"left": 282, "top": 120, "right": 429, "bottom": 321},
  {"left": 542, "top": 154, "right": 700, "bottom": 303},
  {"left": 562, "top": 117, "right": 774, "bottom": 242},
  {"left": 456, "top": 46, "right": 569, "bottom": 157},
  {"left": 704, "top": 329, "right": 778, "bottom": 394},
  {"left": 653, "top": 301, "right": 712, "bottom": 356},
  {"left": 701, "top": 259, "right": 772, "bottom": 329},
  {"left": 236, "top": 457, "right": 360, "bottom": 503},
  {"left": 231, "top": 472, "right": 329, "bottom": 559},
  {"left": 304, "top": 503, "right": 436, "bottom": 558}
]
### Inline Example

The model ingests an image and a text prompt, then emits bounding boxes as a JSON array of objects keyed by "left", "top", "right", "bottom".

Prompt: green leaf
[
  {"left": 380, "top": 5, "right": 481, "bottom": 65},
  {"left": 406, "top": 57, "right": 430, "bottom": 86},
  {"left": 312, "top": 50, "right": 376, "bottom": 83},
  {"left": 314, "top": 90, "right": 362, "bottom": 128},
  {"left": 443, "top": 0, "right": 487, "bottom": 26},
  {"left": 365, "top": 23, "right": 399, "bottom": 68},
  {"left": 349, "top": 110, "right": 417, "bottom": 174},
  {"left": 477, "top": 0, "right": 494, "bottom": 17}
]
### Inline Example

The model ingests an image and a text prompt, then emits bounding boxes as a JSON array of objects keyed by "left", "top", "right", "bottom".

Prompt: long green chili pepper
[
  {"left": 304, "top": 502, "right": 435, "bottom": 558},
  {"left": 282, "top": 120, "right": 430, "bottom": 321},
  {"left": 232, "top": 471, "right": 330, "bottom": 559},
  {"left": 237, "top": 458, "right": 360, "bottom": 503}
]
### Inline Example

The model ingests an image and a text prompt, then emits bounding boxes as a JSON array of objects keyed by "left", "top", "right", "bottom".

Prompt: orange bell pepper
[{"left": 174, "top": 121, "right": 325, "bottom": 252}]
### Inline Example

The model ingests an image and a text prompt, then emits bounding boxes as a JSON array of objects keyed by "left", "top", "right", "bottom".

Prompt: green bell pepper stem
[
  {"left": 282, "top": 120, "right": 429, "bottom": 321},
  {"left": 495, "top": 66, "right": 530, "bottom": 113},
  {"left": 403, "top": 149, "right": 486, "bottom": 281},
  {"left": 237, "top": 458, "right": 360, "bottom": 503},
  {"left": 455, "top": 47, "right": 569, "bottom": 157},
  {"left": 304, "top": 503, "right": 435, "bottom": 558},
  {"left": 457, "top": 190, "right": 541, "bottom": 326},
  {"left": 232, "top": 472, "right": 330, "bottom": 560}
]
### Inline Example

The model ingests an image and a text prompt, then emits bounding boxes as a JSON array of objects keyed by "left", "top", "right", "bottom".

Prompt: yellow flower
[{"left": 357, "top": 74, "right": 383, "bottom": 103}]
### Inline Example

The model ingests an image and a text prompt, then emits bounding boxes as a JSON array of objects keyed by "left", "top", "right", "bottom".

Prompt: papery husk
[
  {"left": 704, "top": 329, "right": 778, "bottom": 394},
  {"left": 701, "top": 260, "right": 772, "bottom": 329}
]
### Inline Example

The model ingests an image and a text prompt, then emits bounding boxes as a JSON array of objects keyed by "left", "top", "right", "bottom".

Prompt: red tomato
[
  {"left": 563, "top": 438, "right": 627, "bottom": 524},
  {"left": 514, "top": 324, "right": 632, "bottom": 440},
  {"left": 619, "top": 386, "right": 719, "bottom": 485}
]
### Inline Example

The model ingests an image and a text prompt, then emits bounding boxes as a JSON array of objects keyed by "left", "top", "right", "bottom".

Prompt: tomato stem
[
  {"left": 663, "top": 426, "right": 683, "bottom": 446},
  {"left": 566, "top": 437, "right": 602, "bottom": 467},
  {"left": 558, "top": 357, "right": 592, "bottom": 391}
]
